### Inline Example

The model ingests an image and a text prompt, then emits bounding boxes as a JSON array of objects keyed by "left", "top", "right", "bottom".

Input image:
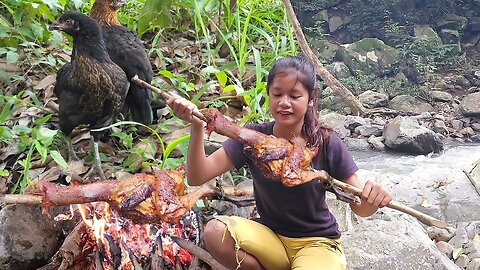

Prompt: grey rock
[
  {"left": 355, "top": 125, "right": 383, "bottom": 137},
  {"left": 467, "top": 258, "right": 480, "bottom": 270},
  {"left": 367, "top": 135, "right": 385, "bottom": 151},
  {"left": 0, "top": 205, "right": 62, "bottom": 270},
  {"left": 383, "top": 116, "right": 444, "bottom": 154},
  {"left": 436, "top": 241, "right": 454, "bottom": 259},
  {"left": 389, "top": 95, "right": 435, "bottom": 114},
  {"left": 344, "top": 115, "right": 367, "bottom": 131},
  {"left": 456, "top": 254, "right": 471, "bottom": 268},
  {"left": 460, "top": 92, "right": 480, "bottom": 116},
  {"left": 465, "top": 241, "right": 480, "bottom": 260},
  {"left": 428, "top": 226, "right": 456, "bottom": 242},
  {"left": 430, "top": 91, "right": 454, "bottom": 102},
  {"left": 449, "top": 227, "right": 469, "bottom": 247},
  {"left": 344, "top": 137, "right": 371, "bottom": 151},
  {"left": 342, "top": 215, "right": 460, "bottom": 270},
  {"left": 359, "top": 90, "right": 389, "bottom": 108}
]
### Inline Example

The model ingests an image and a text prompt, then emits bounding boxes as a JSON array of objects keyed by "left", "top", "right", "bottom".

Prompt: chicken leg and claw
[{"left": 201, "top": 108, "right": 330, "bottom": 187}]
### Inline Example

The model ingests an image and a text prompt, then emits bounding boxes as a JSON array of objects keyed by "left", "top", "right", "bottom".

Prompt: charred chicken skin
[
  {"left": 201, "top": 108, "right": 329, "bottom": 187},
  {"left": 32, "top": 170, "right": 212, "bottom": 223}
]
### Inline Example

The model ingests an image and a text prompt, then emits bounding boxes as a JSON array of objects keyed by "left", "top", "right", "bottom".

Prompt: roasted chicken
[
  {"left": 201, "top": 108, "right": 329, "bottom": 187},
  {"left": 30, "top": 169, "right": 253, "bottom": 223}
]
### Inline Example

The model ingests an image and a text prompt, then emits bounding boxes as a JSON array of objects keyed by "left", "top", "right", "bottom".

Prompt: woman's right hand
[{"left": 167, "top": 92, "right": 204, "bottom": 127}]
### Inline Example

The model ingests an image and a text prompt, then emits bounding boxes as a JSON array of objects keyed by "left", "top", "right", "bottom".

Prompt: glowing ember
[{"left": 56, "top": 203, "right": 199, "bottom": 269}]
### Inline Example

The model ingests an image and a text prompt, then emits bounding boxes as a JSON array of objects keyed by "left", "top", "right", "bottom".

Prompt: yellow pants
[{"left": 214, "top": 216, "right": 347, "bottom": 270}]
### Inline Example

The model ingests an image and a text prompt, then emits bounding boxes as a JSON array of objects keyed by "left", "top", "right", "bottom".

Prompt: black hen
[
  {"left": 50, "top": 12, "right": 129, "bottom": 180},
  {"left": 90, "top": 0, "right": 154, "bottom": 125}
]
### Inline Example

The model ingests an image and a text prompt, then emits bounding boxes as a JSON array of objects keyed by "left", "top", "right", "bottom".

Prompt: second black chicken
[
  {"left": 90, "top": 0, "right": 154, "bottom": 125},
  {"left": 49, "top": 12, "right": 129, "bottom": 180}
]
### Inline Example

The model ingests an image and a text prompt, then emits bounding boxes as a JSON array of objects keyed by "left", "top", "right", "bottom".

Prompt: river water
[{"left": 350, "top": 144, "right": 480, "bottom": 224}]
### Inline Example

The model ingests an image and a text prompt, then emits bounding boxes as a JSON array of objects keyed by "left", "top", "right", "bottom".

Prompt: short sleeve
[
  {"left": 222, "top": 138, "right": 248, "bottom": 169},
  {"left": 325, "top": 133, "right": 358, "bottom": 181}
]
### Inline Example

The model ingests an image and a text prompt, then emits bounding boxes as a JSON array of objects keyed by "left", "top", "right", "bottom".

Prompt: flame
[{"left": 54, "top": 203, "right": 197, "bottom": 269}]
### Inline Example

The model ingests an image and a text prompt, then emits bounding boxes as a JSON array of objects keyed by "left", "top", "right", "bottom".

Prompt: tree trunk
[{"left": 281, "top": 0, "right": 367, "bottom": 115}]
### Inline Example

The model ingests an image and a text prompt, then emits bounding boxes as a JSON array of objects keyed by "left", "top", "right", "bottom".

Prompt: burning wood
[{"left": 40, "top": 202, "right": 202, "bottom": 270}]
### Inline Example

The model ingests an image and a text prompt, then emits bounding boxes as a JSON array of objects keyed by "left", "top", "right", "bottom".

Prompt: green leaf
[
  {"left": 50, "top": 150, "right": 68, "bottom": 170},
  {"left": 159, "top": 69, "right": 174, "bottom": 79},
  {"left": 6, "top": 51, "right": 19, "bottom": 64},
  {"left": 34, "top": 140, "right": 48, "bottom": 164},
  {"left": 13, "top": 125, "right": 32, "bottom": 135},
  {"left": 34, "top": 114, "right": 53, "bottom": 125},
  {"left": 202, "top": 66, "right": 220, "bottom": 74},
  {"left": 137, "top": 0, "right": 172, "bottom": 35},
  {"left": 215, "top": 71, "right": 228, "bottom": 87},
  {"left": 162, "top": 134, "right": 189, "bottom": 169},
  {"left": 0, "top": 126, "right": 12, "bottom": 141},
  {"left": 72, "top": 0, "right": 83, "bottom": 9},
  {"left": 35, "top": 127, "right": 57, "bottom": 147},
  {"left": 50, "top": 30, "right": 63, "bottom": 47},
  {"left": 25, "top": 90, "right": 43, "bottom": 107},
  {"left": 0, "top": 16, "right": 9, "bottom": 27},
  {"left": 223, "top": 84, "right": 236, "bottom": 93},
  {"left": 31, "top": 21, "right": 44, "bottom": 39},
  {"left": 41, "top": 0, "right": 61, "bottom": 10},
  {"left": 0, "top": 169, "right": 9, "bottom": 177}
]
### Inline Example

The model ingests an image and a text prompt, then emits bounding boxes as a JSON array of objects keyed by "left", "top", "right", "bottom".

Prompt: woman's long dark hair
[{"left": 266, "top": 56, "right": 331, "bottom": 150}]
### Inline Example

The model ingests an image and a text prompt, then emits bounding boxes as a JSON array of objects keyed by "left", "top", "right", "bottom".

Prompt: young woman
[{"left": 167, "top": 56, "right": 392, "bottom": 270}]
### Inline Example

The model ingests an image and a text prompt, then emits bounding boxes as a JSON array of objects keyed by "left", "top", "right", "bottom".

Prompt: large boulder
[
  {"left": 335, "top": 38, "right": 399, "bottom": 76},
  {"left": 460, "top": 92, "right": 480, "bottom": 116},
  {"left": 383, "top": 116, "right": 443, "bottom": 154},
  {"left": 342, "top": 215, "right": 460, "bottom": 270},
  {"left": 436, "top": 14, "right": 468, "bottom": 31},
  {"left": 308, "top": 37, "right": 341, "bottom": 62},
  {"left": 358, "top": 90, "right": 389, "bottom": 108},
  {"left": 389, "top": 95, "right": 434, "bottom": 114},
  {"left": 414, "top": 25, "right": 443, "bottom": 46},
  {"left": 0, "top": 205, "right": 63, "bottom": 270}
]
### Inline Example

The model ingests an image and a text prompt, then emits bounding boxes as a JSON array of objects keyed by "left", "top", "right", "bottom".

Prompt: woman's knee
[{"left": 203, "top": 219, "right": 232, "bottom": 250}]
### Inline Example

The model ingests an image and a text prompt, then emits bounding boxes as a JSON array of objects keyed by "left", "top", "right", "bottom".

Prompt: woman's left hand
[{"left": 360, "top": 180, "right": 393, "bottom": 208}]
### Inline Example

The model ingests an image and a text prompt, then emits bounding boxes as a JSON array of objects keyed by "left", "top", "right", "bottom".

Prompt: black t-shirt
[{"left": 222, "top": 121, "right": 358, "bottom": 238}]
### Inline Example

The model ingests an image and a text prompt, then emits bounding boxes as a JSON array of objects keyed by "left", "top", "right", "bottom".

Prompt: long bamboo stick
[
  {"left": 131, "top": 75, "right": 206, "bottom": 122},
  {"left": 332, "top": 179, "right": 447, "bottom": 228}
]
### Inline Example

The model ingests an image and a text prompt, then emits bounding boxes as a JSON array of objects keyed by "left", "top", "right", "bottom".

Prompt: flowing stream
[{"left": 351, "top": 144, "right": 480, "bottom": 225}]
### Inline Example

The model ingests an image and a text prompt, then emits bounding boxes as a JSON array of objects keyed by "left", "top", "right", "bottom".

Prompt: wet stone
[
  {"left": 436, "top": 241, "right": 454, "bottom": 259},
  {"left": 456, "top": 254, "right": 470, "bottom": 268},
  {"left": 428, "top": 226, "right": 456, "bottom": 242},
  {"left": 467, "top": 258, "right": 480, "bottom": 270}
]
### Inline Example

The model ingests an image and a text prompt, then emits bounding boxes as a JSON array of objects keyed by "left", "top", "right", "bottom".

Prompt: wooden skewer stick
[
  {"left": 332, "top": 179, "right": 448, "bottom": 229},
  {"left": 131, "top": 75, "right": 207, "bottom": 122}
]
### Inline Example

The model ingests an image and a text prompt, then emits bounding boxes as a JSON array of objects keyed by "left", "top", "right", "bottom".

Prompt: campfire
[{"left": 40, "top": 202, "right": 200, "bottom": 270}]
